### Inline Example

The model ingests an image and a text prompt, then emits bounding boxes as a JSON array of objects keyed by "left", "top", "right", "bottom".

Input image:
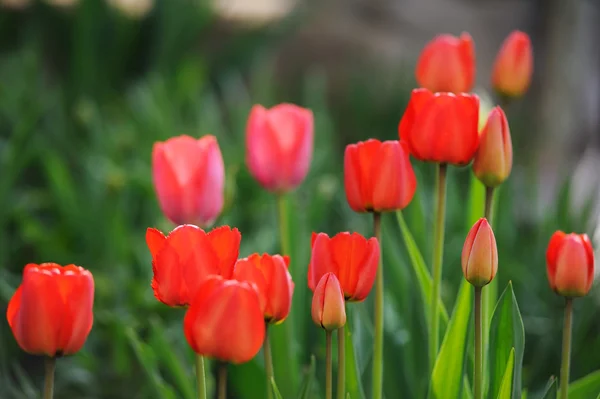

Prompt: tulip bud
[
  {"left": 546, "top": 231, "right": 595, "bottom": 297},
  {"left": 473, "top": 106, "right": 513, "bottom": 188},
  {"left": 492, "top": 31, "right": 533, "bottom": 98},
  {"left": 462, "top": 218, "right": 498, "bottom": 287},
  {"left": 311, "top": 273, "right": 346, "bottom": 331}
]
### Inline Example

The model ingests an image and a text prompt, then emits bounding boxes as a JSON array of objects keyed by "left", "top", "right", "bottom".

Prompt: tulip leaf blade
[
  {"left": 428, "top": 279, "right": 473, "bottom": 399},
  {"left": 497, "top": 348, "right": 516, "bottom": 399},
  {"left": 271, "top": 377, "right": 284, "bottom": 399},
  {"left": 344, "top": 308, "right": 366, "bottom": 399},
  {"left": 297, "top": 355, "right": 316, "bottom": 399},
  {"left": 539, "top": 376, "right": 557, "bottom": 399},
  {"left": 568, "top": 369, "right": 600, "bottom": 399}
]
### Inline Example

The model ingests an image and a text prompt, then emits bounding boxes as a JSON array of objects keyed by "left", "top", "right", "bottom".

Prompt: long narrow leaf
[
  {"left": 568, "top": 370, "right": 600, "bottom": 399},
  {"left": 344, "top": 308, "right": 366, "bottom": 399},
  {"left": 497, "top": 348, "right": 515, "bottom": 399}
]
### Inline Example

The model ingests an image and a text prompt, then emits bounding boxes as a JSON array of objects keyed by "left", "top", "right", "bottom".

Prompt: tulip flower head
[
  {"left": 184, "top": 276, "right": 265, "bottom": 364},
  {"left": 146, "top": 224, "right": 241, "bottom": 307},
  {"left": 152, "top": 134, "right": 225, "bottom": 227},
  {"left": 308, "top": 232, "right": 379, "bottom": 302},
  {"left": 246, "top": 103, "right": 314, "bottom": 193},
  {"left": 399, "top": 88, "right": 480, "bottom": 166},
  {"left": 473, "top": 106, "right": 513, "bottom": 188},
  {"left": 344, "top": 139, "right": 417, "bottom": 213},
  {"left": 311, "top": 273, "right": 346, "bottom": 331},
  {"left": 546, "top": 231, "right": 595, "bottom": 297},
  {"left": 7, "top": 263, "right": 95, "bottom": 357},
  {"left": 416, "top": 32, "right": 475, "bottom": 94},
  {"left": 492, "top": 30, "right": 533, "bottom": 98},
  {"left": 233, "top": 253, "right": 294, "bottom": 324},
  {"left": 462, "top": 218, "right": 498, "bottom": 287}
]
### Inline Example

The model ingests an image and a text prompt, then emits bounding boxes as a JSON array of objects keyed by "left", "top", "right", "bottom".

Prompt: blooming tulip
[
  {"left": 473, "top": 106, "right": 513, "bottom": 188},
  {"left": 308, "top": 232, "right": 379, "bottom": 302},
  {"left": 184, "top": 276, "right": 265, "bottom": 364},
  {"left": 7, "top": 263, "right": 94, "bottom": 357},
  {"left": 311, "top": 273, "right": 346, "bottom": 331},
  {"left": 462, "top": 218, "right": 498, "bottom": 287},
  {"left": 399, "top": 88, "right": 480, "bottom": 165},
  {"left": 492, "top": 31, "right": 533, "bottom": 98},
  {"left": 546, "top": 231, "right": 595, "bottom": 297},
  {"left": 152, "top": 135, "right": 225, "bottom": 227},
  {"left": 233, "top": 253, "right": 294, "bottom": 324},
  {"left": 416, "top": 32, "right": 475, "bottom": 94},
  {"left": 246, "top": 103, "right": 314, "bottom": 193},
  {"left": 146, "top": 224, "right": 241, "bottom": 307},
  {"left": 344, "top": 139, "right": 417, "bottom": 213}
]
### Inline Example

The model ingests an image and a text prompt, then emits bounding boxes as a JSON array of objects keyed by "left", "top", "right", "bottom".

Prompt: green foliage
[{"left": 497, "top": 348, "right": 515, "bottom": 399}]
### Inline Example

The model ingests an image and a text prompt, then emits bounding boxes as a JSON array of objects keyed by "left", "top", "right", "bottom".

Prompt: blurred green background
[{"left": 1, "top": 1, "right": 600, "bottom": 398}]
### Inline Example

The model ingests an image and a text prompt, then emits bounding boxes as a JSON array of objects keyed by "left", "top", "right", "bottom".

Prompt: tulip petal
[
  {"left": 307, "top": 233, "right": 337, "bottom": 291},
  {"left": 555, "top": 237, "right": 590, "bottom": 297},
  {"left": 58, "top": 266, "right": 95, "bottom": 355},
  {"left": 207, "top": 226, "right": 242, "bottom": 279},
  {"left": 372, "top": 141, "right": 416, "bottom": 211},
  {"left": 351, "top": 237, "right": 380, "bottom": 302},
  {"left": 344, "top": 144, "right": 366, "bottom": 212},
  {"left": 146, "top": 228, "right": 167, "bottom": 259},
  {"left": 152, "top": 143, "right": 185, "bottom": 224},
  {"left": 246, "top": 105, "right": 281, "bottom": 190},
  {"left": 546, "top": 231, "right": 566, "bottom": 290},
  {"left": 233, "top": 257, "right": 268, "bottom": 314}
]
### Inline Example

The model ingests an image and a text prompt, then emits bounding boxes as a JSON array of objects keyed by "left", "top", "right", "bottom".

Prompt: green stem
[
  {"left": 560, "top": 298, "right": 574, "bottom": 399},
  {"left": 44, "top": 357, "right": 56, "bottom": 399},
  {"left": 326, "top": 331, "right": 333, "bottom": 399},
  {"left": 481, "top": 185, "right": 495, "bottom": 391},
  {"left": 218, "top": 362, "right": 228, "bottom": 399},
  {"left": 264, "top": 325, "right": 274, "bottom": 399},
  {"left": 372, "top": 212, "right": 384, "bottom": 399},
  {"left": 195, "top": 355, "right": 207, "bottom": 399},
  {"left": 474, "top": 287, "right": 483, "bottom": 399},
  {"left": 429, "top": 163, "right": 448, "bottom": 373},
  {"left": 277, "top": 194, "right": 291, "bottom": 256},
  {"left": 484, "top": 187, "right": 495, "bottom": 226},
  {"left": 337, "top": 326, "right": 346, "bottom": 399}
]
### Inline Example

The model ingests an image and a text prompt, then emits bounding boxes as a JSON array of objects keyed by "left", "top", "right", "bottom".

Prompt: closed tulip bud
[
  {"left": 184, "top": 276, "right": 265, "bottom": 364},
  {"left": 546, "top": 231, "right": 595, "bottom": 297},
  {"left": 311, "top": 273, "right": 346, "bottom": 331},
  {"left": 7, "top": 263, "right": 94, "bottom": 357},
  {"left": 246, "top": 103, "right": 314, "bottom": 193},
  {"left": 416, "top": 32, "right": 475, "bottom": 94},
  {"left": 146, "top": 224, "right": 241, "bottom": 307},
  {"left": 399, "top": 88, "right": 480, "bottom": 166},
  {"left": 344, "top": 139, "right": 416, "bottom": 213},
  {"left": 233, "top": 253, "right": 294, "bottom": 324},
  {"left": 152, "top": 135, "right": 225, "bottom": 227},
  {"left": 492, "top": 31, "right": 533, "bottom": 98},
  {"left": 473, "top": 106, "right": 513, "bottom": 188},
  {"left": 462, "top": 219, "right": 498, "bottom": 287}
]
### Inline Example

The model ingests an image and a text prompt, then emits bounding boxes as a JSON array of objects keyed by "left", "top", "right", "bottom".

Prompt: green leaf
[
  {"left": 429, "top": 280, "right": 473, "bottom": 399},
  {"left": 497, "top": 348, "right": 515, "bottom": 399},
  {"left": 539, "top": 376, "right": 557, "bottom": 399},
  {"left": 488, "top": 282, "right": 525, "bottom": 399},
  {"left": 568, "top": 369, "right": 600, "bottom": 399},
  {"left": 344, "top": 308, "right": 366, "bottom": 399},
  {"left": 297, "top": 355, "right": 316, "bottom": 399},
  {"left": 271, "top": 377, "right": 284, "bottom": 399}
]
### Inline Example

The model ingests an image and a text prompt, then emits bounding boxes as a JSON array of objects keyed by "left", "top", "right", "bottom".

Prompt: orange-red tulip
[
  {"left": 344, "top": 139, "right": 417, "bottom": 213},
  {"left": 399, "top": 88, "right": 480, "bottom": 165},
  {"left": 184, "top": 276, "right": 265, "bottom": 364},
  {"left": 546, "top": 231, "right": 595, "bottom": 297},
  {"left": 146, "top": 224, "right": 241, "bottom": 307},
  {"left": 492, "top": 31, "right": 533, "bottom": 98},
  {"left": 416, "top": 32, "right": 475, "bottom": 94},
  {"left": 152, "top": 135, "right": 225, "bottom": 227},
  {"left": 462, "top": 219, "right": 498, "bottom": 287},
  {"left": 233, "top": 253, "right": 294, "bottom": 324},
  {"left": 473, "top": 106, "right": 513, "bottom": 188},
  {"left": 311, "top": 273, "right": 346, "bottom": 331},
  {"left": 246, "top": 103, "right": 314, "bottom": 193},
  {"left": 7, "top": 263, "right": 94, "bottom": 357},
  {"left": 308, "top": 232, "right": 379, "bottom": 302}
]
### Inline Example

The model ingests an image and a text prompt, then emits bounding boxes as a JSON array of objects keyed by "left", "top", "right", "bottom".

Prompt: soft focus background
[{"left": 1, "top": 0, "right": 600, "bottom": 398}]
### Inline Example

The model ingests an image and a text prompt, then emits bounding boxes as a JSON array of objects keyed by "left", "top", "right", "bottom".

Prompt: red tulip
[
  {"left": 246, "top": 103, "right": 314, "bottom": 193},
  {"left": 473, "top": 106, "right": 513, "bottom": 188},
  {"left": 344, "top": 139, "right": 417, "bottom": 213},
  {"left": 7, "top": 263, "right": 94, "bottom": 357},
  {"left": 184, "top": 275, "right": 265, "bottom": 364},
  {"left": 399, "top": 88, "right": 480, "bottom": 165},
  {"left": 146, "top": 224, "right": 241, "bottom": 307},
  {"left": 233, "top": 253, "right": 294, "bottom": 324},
  {"left": 308, "top": 232, "right": 379, "bottom": 302},
  {"left": 492, "top": 31, "right": 533, "bottom": 98},
  {"left": 416, "top": 32, "right": 475, "bottom": 94},
  {"left": 546, "top": 231, "right": 595, "bottom": 297},
  {"left": 311, "top": 273, "right": 346, "bottom": 331},
  {"left": 152, "top": 135, "right": 225, "bottom": 227},
  {"left": 461, "top": 219, "right": 498, "bottom": 287}
]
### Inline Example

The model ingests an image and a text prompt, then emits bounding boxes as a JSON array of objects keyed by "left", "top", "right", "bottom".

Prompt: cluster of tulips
[{"left": 6, "top": 28, "right": 596, "bottom": 399}]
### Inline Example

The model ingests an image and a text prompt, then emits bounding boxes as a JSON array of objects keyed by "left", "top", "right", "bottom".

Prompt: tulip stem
[
  {"left": 429, "top": 163, "right": 448, "bottom": 373},
  {"left": 474, "top": 287, "right": 483, "bottom": 399},
  {"left": 195, "top": 355, "right": 206, "bottom": 399},
  {"left": 484, "top": 186, "right": 495, "bottom": 226},
  {"left": 43, "top": 356, "right": 56, "bottom": 399},
  {"left": 264, "top": 325, "right": 274, "bottom": 399},
  {"left": 218, "top": 362, "right": 228, "bottom": 399},
  {"left": 337, "top": 326, "right": 346, "bottom": 399},
  {"left": 372, "top": 211, "right": 384, "bottom": 399},
  {"left": 277, "top": 194, "right": 291, "bottom": 257},
  {"left": 326, "top": 330, "right": 333, "bottom": 399},
  {"left": 481, "top": 185, "right": 496, "bottom": 392},
  {"left": 560, "top": 298, "right": 573, "bottom": 399}
]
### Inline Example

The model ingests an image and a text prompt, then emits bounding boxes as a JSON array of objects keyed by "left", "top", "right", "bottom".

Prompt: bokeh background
[{"left": 1, "top": 0, "right": 600, "bottom": 398}]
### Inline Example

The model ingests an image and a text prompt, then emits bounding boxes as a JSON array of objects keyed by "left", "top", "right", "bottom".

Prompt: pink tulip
[{"left": 246, "top": 103, "right": 314, "bottom": 193}]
